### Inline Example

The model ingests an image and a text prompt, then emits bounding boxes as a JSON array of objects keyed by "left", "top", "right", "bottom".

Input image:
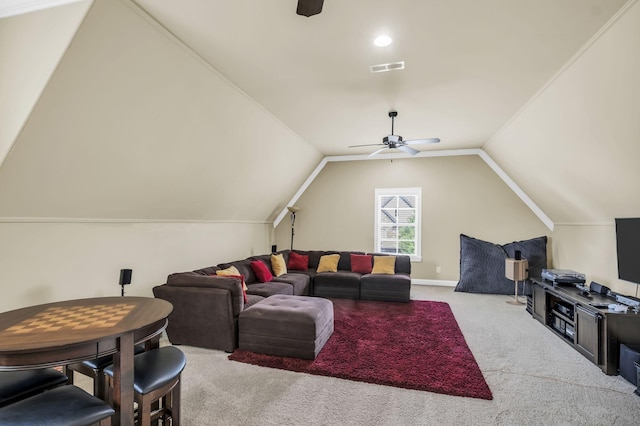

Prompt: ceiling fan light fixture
[
  {"left": 374, "top": 35, "right": 392, "bottom": 47},
  {"left": 384, "top": 135, "right": 402, "bottom": 144},
  {"left": 348, "top": 111, "right": 441, "bottom": 157}
]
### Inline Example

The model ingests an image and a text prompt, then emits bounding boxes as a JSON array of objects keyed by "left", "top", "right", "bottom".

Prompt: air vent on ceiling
[{"left": 370, "top": 61, "right": 405, "bottom": 73}]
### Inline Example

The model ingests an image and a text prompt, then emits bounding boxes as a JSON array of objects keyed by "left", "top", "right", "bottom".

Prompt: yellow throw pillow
[
  {"left": 317, "top": 254, "right": 340, "bottom": 273},
  {"left": 271, "top": 253, "right": 287, "bottom": 277},
  {"left": 372, "top": 256, "right": 396, "bottom": 274},
  {"left": 216, "top": 266, "right": 247, "bottom": 290}
]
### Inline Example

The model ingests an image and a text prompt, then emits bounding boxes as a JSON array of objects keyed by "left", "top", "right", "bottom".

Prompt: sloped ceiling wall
[
  {"left": 0, "top": 0, "right": 91, "bottom": 168},
  {"left": 0, "top": 0, "right": 322, "bottom": 221},
  {"left": 485, "top": 0, "right": 640, "bottom": 224}
]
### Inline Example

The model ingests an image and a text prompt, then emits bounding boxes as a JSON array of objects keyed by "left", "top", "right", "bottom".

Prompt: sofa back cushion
[
  {"left": 218, "top": 259, "right": 257, "bottom": 284},
  {"left": 192, "top": 266, "right": 219, "bottom": 275},
  {"left": 337, "top": 251, "right": 365, "bottom": 271},
  {"left": 304, "top": 250, "right": 328, "bottom": 270}
]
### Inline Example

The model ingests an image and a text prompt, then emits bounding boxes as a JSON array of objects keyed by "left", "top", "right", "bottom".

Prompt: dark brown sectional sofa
[{"left": 153, "top": 250, "right": 411, "bottom": 352}]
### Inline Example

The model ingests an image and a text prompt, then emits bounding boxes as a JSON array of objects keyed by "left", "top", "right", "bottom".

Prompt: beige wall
[
  {"left": 486, "top": 1, "right": 640, "bottom": 294},
  {"left": 0, "top": 0, "right": 321, "bottom": 221},
  {"left": 551, "top": 224, "right": 637, "bottom": 296},
  {"left": 0, "top": 221, "right": 270, "bottom": 312},
  {"left": 0, "top": 0, "right": 321, "bottom": 310},
  {"left": 275, "top": 155, "right": 549, "bottom": 281}
]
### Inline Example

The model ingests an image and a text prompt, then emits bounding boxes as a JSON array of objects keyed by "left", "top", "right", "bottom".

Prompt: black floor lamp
[{"left": 287, "top": 206, "right": 300, "bottom": 250}]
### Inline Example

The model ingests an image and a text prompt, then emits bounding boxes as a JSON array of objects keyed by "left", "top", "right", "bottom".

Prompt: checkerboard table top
[
  {"left": 4, "top": 303, "right": 136, "bottom": 334},
  {"left": 0, "top": 297, "right": 172, "bottom": 355}
]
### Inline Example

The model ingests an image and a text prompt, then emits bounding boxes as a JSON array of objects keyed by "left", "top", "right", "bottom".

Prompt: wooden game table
[{"left": 0, "top": 296, "right": 172, "bottom": 426}]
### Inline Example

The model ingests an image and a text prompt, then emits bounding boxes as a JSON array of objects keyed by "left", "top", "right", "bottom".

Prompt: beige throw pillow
[
  {"left": 271, "top": 253, "right": 287, "bottom": 277},
  {"left": 317, "top": 254, "right": 340, "bottom": 273},
  {"left": 372, "top": 256, "right": 396, "bottom": 274}
]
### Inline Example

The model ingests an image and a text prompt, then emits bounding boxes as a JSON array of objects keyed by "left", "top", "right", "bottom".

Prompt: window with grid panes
[{"left": 374, "top": 188, "right": 421, "bottom": 261}]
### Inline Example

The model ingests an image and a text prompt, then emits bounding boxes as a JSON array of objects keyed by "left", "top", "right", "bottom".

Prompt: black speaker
[
  {"left": 589, "top": 281, "right": 610, "bottom": 295},
  {"left": 119, "top": 269, "right": 132, "bottom": 285},
  {"left": 515, "top": 250, "right": 522, "bottom": 260},
  {"left": 297, "top": 0, "right": 323, "bottom": 17},
  {"left": 271, "top": 245, "right": 277, "bottom": 253}
]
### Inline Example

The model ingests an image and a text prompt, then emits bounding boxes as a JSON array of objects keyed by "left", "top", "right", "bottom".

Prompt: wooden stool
[
  {"left": 66, "top": 344, "right": 145, "bottom": 399},
  {"left": 0, "top": 369, "right": 68, "bottom": 408},
  {"left": 0, "top": 385, "right": 114, "bottom": 425},
  {"left": 104, "top": 346, "right": 186, "bottom": 425}
]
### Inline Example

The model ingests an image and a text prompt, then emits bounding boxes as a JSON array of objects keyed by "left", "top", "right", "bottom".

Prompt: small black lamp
[{"left": 119, "top": 269, "right": 132, "bottom": 296}]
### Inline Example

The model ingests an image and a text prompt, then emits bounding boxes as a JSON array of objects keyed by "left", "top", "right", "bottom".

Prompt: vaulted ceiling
[
  {"left": 0, "top": 0, "right": 637, "bottom": 225},
  {"left": 131, "top": 0, "right": 627, "bottom": 155}
]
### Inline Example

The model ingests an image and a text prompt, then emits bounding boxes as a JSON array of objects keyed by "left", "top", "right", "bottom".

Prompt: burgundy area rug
[{"left": 228, "top": 299, "right": 492, "bottom": 400}]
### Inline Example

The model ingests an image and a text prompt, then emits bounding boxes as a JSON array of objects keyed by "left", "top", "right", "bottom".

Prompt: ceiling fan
[
  {"left": 349, "top": 111, "right": 441, "bottom": 157},
  {"left": 297, "top": 0, "right": 324, "bottom": 17}
]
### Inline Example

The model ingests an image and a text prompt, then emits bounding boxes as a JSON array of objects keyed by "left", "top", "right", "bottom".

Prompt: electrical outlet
[{"left": 436, "top": 266, "right": 441, "bottom": 274}]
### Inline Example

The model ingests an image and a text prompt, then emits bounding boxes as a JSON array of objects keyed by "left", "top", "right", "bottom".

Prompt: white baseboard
[{"left": 412, "top": 279, "right": 457, "bottom": 287}]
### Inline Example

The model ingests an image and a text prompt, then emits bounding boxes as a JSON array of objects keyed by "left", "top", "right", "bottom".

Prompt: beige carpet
[{"left": 77, "top": 286, "right": 640, "bottom": 425}]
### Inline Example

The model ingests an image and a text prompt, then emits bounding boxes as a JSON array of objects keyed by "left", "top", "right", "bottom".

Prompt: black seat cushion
[
  {"left": 0, "top": 369, "right": 68, "bottom": 408},
  {"left": 104, "top": 346, "right": 186, "bottom": 395},
  {"left": 0, "top": 385, "right": 114, "bottom": 425},
  {"left": 313, "top": 271, "right": 361, "bottom": 299}
]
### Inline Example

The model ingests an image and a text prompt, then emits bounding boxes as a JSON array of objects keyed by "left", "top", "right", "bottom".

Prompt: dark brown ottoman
[{"left": 238, "top": 295, "right": 334, "bottom": 359}]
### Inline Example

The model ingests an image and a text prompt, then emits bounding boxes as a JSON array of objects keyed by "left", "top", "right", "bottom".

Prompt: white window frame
[{"left": 374, "top": 187, "right": 422, "bottom": 262}]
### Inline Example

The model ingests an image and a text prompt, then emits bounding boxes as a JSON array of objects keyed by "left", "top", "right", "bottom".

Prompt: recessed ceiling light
[{"left": 374, "top": 35, "right": 392, "bottom": 47}]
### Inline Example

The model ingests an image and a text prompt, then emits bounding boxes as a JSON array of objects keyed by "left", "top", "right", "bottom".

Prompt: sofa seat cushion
[
  {"left": 271, "top": 273, "right": 311, "bottom": 296},
  {"left": 313, "top": 271, "right": 361, "bottom": 299},
  {"left": 245, "top": 294, "right": 265, "bottom": 308},
  {"left": 360, "top": 273, "right": 411, "bottom": 302},
  {"left": 238, "top": 295, "right": 334, "bottom": 359},
  {"left": 246, "top": 281, "right": 293, "bottom": 297}
]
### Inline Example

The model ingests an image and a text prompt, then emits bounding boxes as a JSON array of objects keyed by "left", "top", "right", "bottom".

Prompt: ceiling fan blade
[
  {"left": 297, "top": 0, "right": 323, "bottom": 17},
  {"left": 404, "top": 138, "right": 441, "bottom": 145},
  {"left": 368, "top": 147, "right": 389, "bottom": 157},
  {"left": 348, "top": 143, "right": 386, "bottom": 148},
  {"left": 397, "top": 145, "right": 419, "bottom": 155}
]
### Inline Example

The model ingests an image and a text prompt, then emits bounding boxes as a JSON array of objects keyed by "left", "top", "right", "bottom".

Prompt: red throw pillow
[
  {"left": 288, "top": 251, "right": 309, "bottom": 271},
  {"left": 250, "top": 260, "right": 273, "bottom": 283},
  {"left": 351, "top": 254, "right": 373, "bottom": 274}
]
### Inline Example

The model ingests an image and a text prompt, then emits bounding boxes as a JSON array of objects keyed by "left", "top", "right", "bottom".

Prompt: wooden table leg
[
  {"left": 145, "top": 335, "right": 161, "bottom": 426},
  {"left": 113, "top": 333, "right": 135, "bottom": 426}
]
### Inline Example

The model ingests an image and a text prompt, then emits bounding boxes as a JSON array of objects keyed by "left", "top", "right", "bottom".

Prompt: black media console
[{"left": 529, "top": 278, "right": 640, "bottom": 375}]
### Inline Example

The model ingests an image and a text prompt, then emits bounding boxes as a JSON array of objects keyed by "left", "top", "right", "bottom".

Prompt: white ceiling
[{"left": 129, "top": 0, "right": 628, "bottom": 156}]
